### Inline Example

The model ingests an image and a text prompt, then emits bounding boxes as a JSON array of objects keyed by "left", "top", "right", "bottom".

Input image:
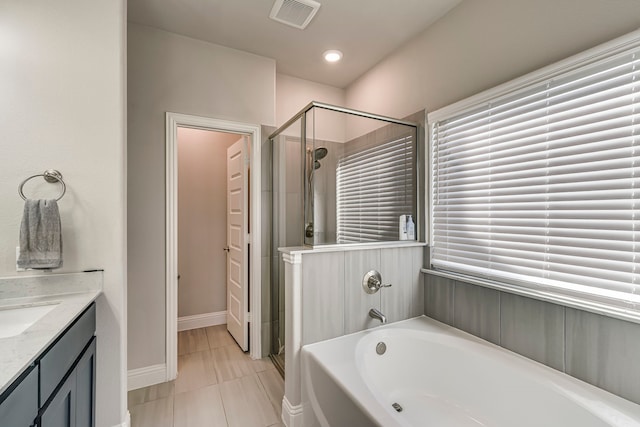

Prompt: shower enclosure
[{"left": 268, "top": 102, "right": 419, "bottom": 375}]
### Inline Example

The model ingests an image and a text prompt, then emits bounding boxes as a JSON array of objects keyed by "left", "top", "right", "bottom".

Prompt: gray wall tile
[
  {"left": 261, "top": 125, "right": 274, "bottom": 192},
  {"left": 500, "top": 293, "right": 565, "bottom": 371},
  {"left": 380, "top": 247, "right": 414, "bottom": 323},
  {"left": 566, "top": 308, "right": 640, "bottom": 405},
  {"left": 410, "top": 247, "right": 425, "bottom": 318},
  {"left": 453, "top": 281, "right": 500, "bottom": 344},
  {"left": 344, "top": 249, "right": 381, "bottom": 334},
  {"left": 301, "top": 252, "right": 345, "bottom": 345},
  {"left": 261, "top": 191, "right": 272, "bottom": 256},
  {"left": 424, "top": 275, "right": 454, "bottom": 325}
]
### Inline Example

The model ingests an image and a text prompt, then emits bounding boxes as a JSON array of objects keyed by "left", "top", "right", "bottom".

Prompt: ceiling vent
[{"left": 269, "top": 0, "right": 321, "bottom": 30}]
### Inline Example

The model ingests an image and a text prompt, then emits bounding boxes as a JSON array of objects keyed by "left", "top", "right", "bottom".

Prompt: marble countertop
[{"left": 0, "top": 271, "right": 102, "bottom": 396}]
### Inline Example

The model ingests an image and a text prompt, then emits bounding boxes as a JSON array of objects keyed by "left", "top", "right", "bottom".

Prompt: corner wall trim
[
  {"left": 178, "top": 311, "right": 227, "bottom": 331},
  {"left": 112, "top": 411, "right": 131, "bottom": 427},
  {"left": 127, "top": 364, "right": 167, "bottom": 391},
  {"left": 282, "top": 396, "right": 304, "bottom": 427}
]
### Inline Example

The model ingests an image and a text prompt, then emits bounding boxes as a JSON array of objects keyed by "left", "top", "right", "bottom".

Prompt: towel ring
[{"left": 18, "top": 170, "right": 66, "bottom": 202}]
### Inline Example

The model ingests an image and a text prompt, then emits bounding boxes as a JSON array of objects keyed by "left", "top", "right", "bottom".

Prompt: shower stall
[{"left": 268, "top": 102, "right": 419, "bottom": 375}]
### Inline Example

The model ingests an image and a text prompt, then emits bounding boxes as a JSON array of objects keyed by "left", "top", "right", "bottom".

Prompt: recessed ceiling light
[{"left": 323, "top": 50, "right": 343, "bottom": 63}]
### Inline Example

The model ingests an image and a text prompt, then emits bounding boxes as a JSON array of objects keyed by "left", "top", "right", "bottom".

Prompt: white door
[{"left": 226, "top": 137, "right": 249, "bottom": 351}]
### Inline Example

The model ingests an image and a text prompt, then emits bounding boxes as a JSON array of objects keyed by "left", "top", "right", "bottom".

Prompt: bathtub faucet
[{"left": 369, "top": 308, "right": 387, "bottom": 324}]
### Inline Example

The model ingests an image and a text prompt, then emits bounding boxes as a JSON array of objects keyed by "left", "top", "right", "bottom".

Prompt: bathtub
[{"left": 301, "top": 316, "right": 640, "bottom": 427}]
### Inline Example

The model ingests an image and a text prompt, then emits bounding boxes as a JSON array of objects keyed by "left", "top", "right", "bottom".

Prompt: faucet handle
[{"left": 362, "top": 270, "right": 392, "bottom": 294}]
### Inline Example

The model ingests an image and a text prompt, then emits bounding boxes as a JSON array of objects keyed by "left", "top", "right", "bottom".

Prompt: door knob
[{"left": 223, "top": 247, "right": 230, "bottom": 252}]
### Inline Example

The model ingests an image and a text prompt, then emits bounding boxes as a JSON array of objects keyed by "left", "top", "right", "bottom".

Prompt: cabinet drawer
[
  {"left": 40, "top": 303, "right": 95, "bottom": 405},
  {"left": 0, "top": 364, "right": 38, "bottom": 427}
]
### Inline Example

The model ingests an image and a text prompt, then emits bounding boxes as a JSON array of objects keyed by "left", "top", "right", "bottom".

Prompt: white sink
[{"left": 0, "top": 302, "right": 59, "bottom": 339}]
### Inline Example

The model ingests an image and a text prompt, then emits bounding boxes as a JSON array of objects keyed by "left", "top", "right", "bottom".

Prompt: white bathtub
[{"left": 301, "top": 316, "right": 640, "bottom": 427}]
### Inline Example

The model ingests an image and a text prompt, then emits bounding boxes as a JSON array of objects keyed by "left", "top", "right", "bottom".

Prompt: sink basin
[{"left": 0, "top": 302, "right": 59, "bottom": 339}]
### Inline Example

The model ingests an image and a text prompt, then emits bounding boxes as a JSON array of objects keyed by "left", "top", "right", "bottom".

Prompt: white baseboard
[
  {"left": 127, "top": 363, "right": 167, "bottom": 391},
  {"left": 282, "top": 396, "right": 304, "bottom": 427},
  {"left": 178, "top": 311, "right": 227, "bottom": 332}
]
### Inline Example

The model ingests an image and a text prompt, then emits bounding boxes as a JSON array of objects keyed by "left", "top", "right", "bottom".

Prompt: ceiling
[{"left": 128, "top": 0, "right": 462, "bottom": 88}]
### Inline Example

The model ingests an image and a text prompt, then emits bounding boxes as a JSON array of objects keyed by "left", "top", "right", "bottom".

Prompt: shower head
[
  {"left": 314, "top": 160, "right": 321, "bottom": 170},
  {"left": 314, "top": 147, "right": 328, "bottom": 160}
]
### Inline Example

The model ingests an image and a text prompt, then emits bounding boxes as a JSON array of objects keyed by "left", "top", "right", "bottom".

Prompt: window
[
  {"left": 429, "top": 31, "right": 640, "bottom": 313},
  {"left": 337, "top": 132, "right": 415, "bottom": 243}
]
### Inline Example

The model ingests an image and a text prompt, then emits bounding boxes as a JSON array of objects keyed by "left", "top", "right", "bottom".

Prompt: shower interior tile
[
  {"left": 344, "top": 249, "right": 382, "bottom": 334},
  {"left": 285, "top": 139, "right": 302, "bottom": 195},
  {"left": 261, "top": 191, "right": 272, "bottom": 256},
  {"left": 261, "top": 256, "right": 271, "bottom": 323},
  {"left": 284, "top": 193, "right": 303, "bottom": 246},
  {"left": 500, "top": 292, "right": 564, "bottom": 371}
]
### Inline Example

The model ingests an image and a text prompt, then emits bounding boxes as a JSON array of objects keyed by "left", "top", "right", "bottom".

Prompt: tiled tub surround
[
  {"left": 301, "top": 316, "right": 640, "bottom": 427},
  {"left": 0, "top": 271, "right": 102, "bottom": 394},
  {"left": 424, "top": 272, "right": 640, "bottom": 407},
  {"left": 280, "top": 242, "right": 425, "bottom": 426}
]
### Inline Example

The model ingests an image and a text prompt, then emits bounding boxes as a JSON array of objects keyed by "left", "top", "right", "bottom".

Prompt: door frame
[{"left": 165, "top": 112, "right": 262, "bottom": 381}]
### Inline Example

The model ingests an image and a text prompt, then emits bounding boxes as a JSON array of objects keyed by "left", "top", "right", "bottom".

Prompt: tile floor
[{"left": 129, "top": 325, "right": 284, "bottom": 427}]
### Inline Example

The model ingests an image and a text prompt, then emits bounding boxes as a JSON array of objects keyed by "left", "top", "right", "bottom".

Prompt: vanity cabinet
[
  {"left": 0, "top": 365, "right": 39, "bottom": 427},
  {"left": 39, "top": 338, "right": 96, "bottom": 427},
  {"left": 39, "top": 302, "right": 96, "bottom": 427},
  {"left": 0, "top": 302, "right": 96, "bottom": 427}
]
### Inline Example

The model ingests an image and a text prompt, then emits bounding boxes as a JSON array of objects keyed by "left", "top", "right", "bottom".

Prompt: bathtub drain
[{"left": 392, "top": 402, "right": 403, "bottom": 412}]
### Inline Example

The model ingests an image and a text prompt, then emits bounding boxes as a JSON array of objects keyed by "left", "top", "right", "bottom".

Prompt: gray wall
[
  {"left": 424, "top": 275, "right": 640, "bottom": 405},
  {"left": 127, "top": 23, "right": 276, "bottom": 370},
  {"left": 1, "top": 2, "right": 127, "bottom": 425},
  {"left": 345, "top": 0, "right": 640, "bottom": 126},
  {"left": 177, "top": 128, "right": 240, "bottom": 317}
]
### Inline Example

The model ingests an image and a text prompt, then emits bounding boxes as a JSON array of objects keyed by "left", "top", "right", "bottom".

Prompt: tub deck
[{"left": 301, "top": 316, "right": 640, "bottom": 427}]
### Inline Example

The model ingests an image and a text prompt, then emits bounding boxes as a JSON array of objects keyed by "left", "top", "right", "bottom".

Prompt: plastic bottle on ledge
[
  {"left": 399, "top": 215, "right": 408, "bottom": 240},
  {"left": 406, "top": 215, "right": 415, "bottom": 240}
]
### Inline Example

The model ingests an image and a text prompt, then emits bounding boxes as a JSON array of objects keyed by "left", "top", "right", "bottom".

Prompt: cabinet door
[
  {"left": 39, "top": 370, "right": 76, "bottom": 427},
  {"left": 75, "top": 338, "right": 96, "bottom": 427},
  {"left": 0, "top": 365, "right": 38, "bottom": 427}
]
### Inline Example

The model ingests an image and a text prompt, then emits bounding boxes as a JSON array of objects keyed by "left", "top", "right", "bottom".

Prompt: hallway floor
[{"left": 129, "top": 325, "right": 284, "bottom": 427}]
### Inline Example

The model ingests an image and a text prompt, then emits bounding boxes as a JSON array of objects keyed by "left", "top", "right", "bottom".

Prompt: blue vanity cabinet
[
  {"left": 0, "top": 302, "right": 96, "bottom": 427},
  {"left": 38, "top": 303, "right": 96, "bottom": 427},
  {"left": 39, "top": 338, "right": 96, "bottom": 427},
  {"left": 0, "top": 364, "right": 39, "bottom": 427}
]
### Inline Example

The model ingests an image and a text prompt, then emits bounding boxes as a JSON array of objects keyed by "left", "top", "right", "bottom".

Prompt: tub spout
[{"left": 369, "top": 308, "right": 387, "bottom": 324}]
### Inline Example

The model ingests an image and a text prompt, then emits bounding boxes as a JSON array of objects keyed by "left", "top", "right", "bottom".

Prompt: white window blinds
[
  {"left": 337, "top": 134, "right": 415, "bottom": 243},
  {"left": 430, "top": 38, "right": 640, "bottom": 307}
]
